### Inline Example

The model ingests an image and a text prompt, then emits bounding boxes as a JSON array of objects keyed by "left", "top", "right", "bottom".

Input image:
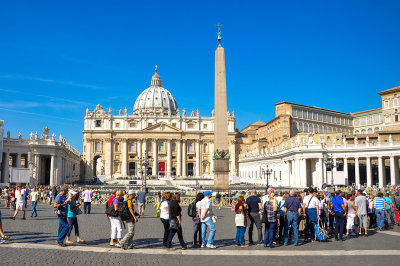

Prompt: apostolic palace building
[{"left": 82, "top": 68, "right": 237, "bottom": 180}]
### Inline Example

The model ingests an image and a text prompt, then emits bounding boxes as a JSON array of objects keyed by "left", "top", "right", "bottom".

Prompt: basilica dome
[{"left": 133, "top": 68, "right": 178, "bottom": 115}]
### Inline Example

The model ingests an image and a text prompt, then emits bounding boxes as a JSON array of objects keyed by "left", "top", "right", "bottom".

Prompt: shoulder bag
[{"left": 169, "top": 217, "right": 179, "bottom": 230}]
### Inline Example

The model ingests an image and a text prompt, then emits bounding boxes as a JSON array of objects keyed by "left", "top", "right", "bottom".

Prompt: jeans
[
  {"left": 236, "top": 226, "right": 246, "bottom": 245},
  {"left": 264, "top": 221, "right": 276, "bottom": 248},
  {"left": 57, "top": 217, "right": 70, "bottom": 243},
  {"left": 305, "top": 208, "right": 317, "bottom": 240},
  {"left": 160, "top": 218, "right": 170, "bottom": 247},
  {"left": 84, "top": 202, "right": 91, "bottom": 214},
  {"left": 334, "top": 212, "right": 345, "bottom": 240},
  {"left": 201, "top": 219, "right": 216, "bottom": 246},
  {"left": 120, "top": 220, "right": 135, "bottom": 248},
  {"left": 375, "top": 209, "right": 385, "bottom": 229},
  {"left": 31, "top": 201, "right": 37, "bottom": 216},
  {"left": 67, "top": 217, "right": 79, "bottom": 237},
  {"left": 386, "top": 209, "right": 395, "bottom": 225},
  {"left": 248, "top": 212, "right": 263, "bottom": 244},
  {"left": 193, "top": 222, "right": 202, "bottom": 243},
  {"left": 284, "top": 212, "right": 299, "bottom": 245},
  {"left": 166, "top": 225, "right": 186, "bottom": 248}
]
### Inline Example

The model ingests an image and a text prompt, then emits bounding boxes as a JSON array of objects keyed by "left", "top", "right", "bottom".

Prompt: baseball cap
[
  {"left": 204, "top": 191, "right": 213, "bottom": 196},
  {"left": 128, "top": 190, "right": 135, "bottom": 195}
]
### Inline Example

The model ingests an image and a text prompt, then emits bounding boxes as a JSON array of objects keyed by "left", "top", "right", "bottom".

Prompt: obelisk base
[{"left": 213, "top": 159, "right": 230, "bottom": 191}]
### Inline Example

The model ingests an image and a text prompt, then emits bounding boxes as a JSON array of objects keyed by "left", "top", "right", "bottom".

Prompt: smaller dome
[{"left": 133, "top": 67, "right": 178, "bottom": 115}]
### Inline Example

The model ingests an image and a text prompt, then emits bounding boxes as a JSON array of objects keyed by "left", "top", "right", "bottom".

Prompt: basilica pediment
[{"left": 142, "top": 122, "right": 182, "bottom": 132}]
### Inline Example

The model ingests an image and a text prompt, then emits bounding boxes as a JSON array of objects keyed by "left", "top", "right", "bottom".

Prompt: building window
[
  {"left": 147, "top": 144, "right": 152, "bottom": 152},
  {"left": 385, "top": 116, "right": 390, "bottom": 123},
  {"left": 203, "top": 143, "right": 208, "bottom": 152},
  {"left": 172, "top": 143, "right": 176, "bottom": 152},
  {"left": 374, "top": 127, "right": 380, "bottom": 132},
  {"left": 203, "top": 124, "right": 208, "bottom": 129},
  {"left": 188, "top": 123, "right": 194, "bottom": 129},
  {"left": 159, "top": 141, "right": 165, "bottom": 152},
  {"left": 129, "top": 122, "right": 137, "bottom": 128},
  {"left": 327, "top": 136, "right": 331, "bottom": 141},
  {"left": 188, "top": 142, "right": 194, "bottom": 152},
  {"left": 129, "top": 142, "right": 135, "bottom": 152},
  {"left": 115, "top": 142, "right": 120, "bottom": 152},
  {"left": 354, "top": 130, "right": 359, "bottom": 134},
  {"left": 361, "top": 129, "right": 366, "bottom": 134},
  {"left": 95, "top": 142, "right": 101, "bottom": 152},
  {"left": 319, "top": 136, "right": 324, "bottom": 142},
  {"left": 385, "top": 101, "right": 389, "bottom": 108},
  {"left": 96, "top": 120, "right": 101, "bottom": 127},
  {"left": 115, "top": 122, "right": 120, "bottom": 128},
  {"left": 148, "top": 122, "right": 153, "bottom": 127},
  {"left": 394, "top": 98, "right": 398, "bottom": 106},
  {"left": 396, "top": 115, "right": 399, "bottom": 122}
]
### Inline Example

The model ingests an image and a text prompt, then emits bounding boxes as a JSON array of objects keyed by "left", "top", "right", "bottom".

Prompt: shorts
[
  {"left": 16, "top": 202, "right": 25, "bottom": 211},
  {"left": 138, "top": 203, "right": 145, "bottom": 213},
  {"left": 358, "top": 214, "right": 368, "bottom": 228}
]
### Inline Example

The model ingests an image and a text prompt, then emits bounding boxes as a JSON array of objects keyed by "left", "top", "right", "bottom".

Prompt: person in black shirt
[
  {"left": 245, "top": 189, "right": 263, "bottom": 245},
  {"left": 166, "top": 193, "right": 187, "bottom": 250}
]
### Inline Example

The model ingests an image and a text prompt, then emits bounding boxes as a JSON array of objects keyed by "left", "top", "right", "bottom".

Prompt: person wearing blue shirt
[
  {"left": 54, "top": 186, "right": 70, "bottom": 247},
  {"left": 330, "top": 191, "right": 347, "bottom": 241},
  {"left": 384, "top": 194, "right": 395, "bottom": 226}
]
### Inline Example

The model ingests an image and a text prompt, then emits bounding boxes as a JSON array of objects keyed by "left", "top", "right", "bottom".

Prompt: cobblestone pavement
[{"left": 0, "top": 203, "right": 400, "bottom": 265}]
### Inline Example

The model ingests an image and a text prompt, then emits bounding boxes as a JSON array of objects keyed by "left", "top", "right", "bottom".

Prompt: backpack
[
  {"left": 105, "top": 201, "right": 119, "bottom": 217},
  {"left": 188, "top": 202, "right": 197, "bottom": 218},
  {"left": 119, "top": 201, "right": 132, "bottom": 221}
]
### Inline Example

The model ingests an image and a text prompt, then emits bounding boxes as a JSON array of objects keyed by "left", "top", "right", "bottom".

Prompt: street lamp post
[
  {"left": 323, "top": 153, "right": 338, "bottom": 190},
  {"left": 262, "top": 165, "right": 273, "bottom": 189},
  {"left": 136, "top": 151, "right": 153, "bottom": 190}
]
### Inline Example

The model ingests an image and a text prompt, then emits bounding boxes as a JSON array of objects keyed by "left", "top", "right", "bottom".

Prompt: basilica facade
[{"left": 82, "top": 69, "right": 237, "bottom": 180}]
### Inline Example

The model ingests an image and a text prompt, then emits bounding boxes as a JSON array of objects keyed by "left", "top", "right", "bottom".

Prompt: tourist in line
[
  {"left": 66, "top": 190, "right": 85, "bottom": 244},
  {"left": 166, "top": 193, "right": 187, "bottom": 250},
  {"left": 119, "top": 190, "right": 139, "bottom": 250},
  {"left": 394, "top": 192, "right": 400, "bottom": 225},
  {"left": 160, "top": 192, "right": 171, "bottom": 248},
  {"left": 245, "top": 189, "right": 263, "bottom": 245},
  {"left": 9, "top": 187, "right": 15, "bottom": 210},
  {"left": 384, "top": 193, "right": 395, "bottom": 226},
  {"left": 3, "top": 187, "right": 9, "bottom": 208},
  {"left": 110, "top": 190, "right": 123, "bottom": 247},
  {"left": 354, "top": 190, "right": 368, "bottom": 236},
  {"left": 283, "top": 189, "right": 302, "bottom": 246},
  {"left": 263, "top": 191, "right": 280, "bottom": 248},
  {"left": 10, "top": 185, "right": 26, "bottom": 220},
  {"left": 54, "top": 186, "right": 70, "bottom": 247},
  {"left": 302, "top": 187, "right": 320, "bottom": 242},
  {"left": 82, "top": 187, "right": 93, "bottom": 214},
  {"left": 346, "top": 194, "right": 356, "bottom": 236},
  {"left": 0, "top": 209, "right": 10, "bottom": 244},
  {"left": 200, "top": 191, "right": 217, "bottom": 248},
  {"left": 30, "top": 187, "right": 39, "bottom": 217},
  {"left": 277, "top": 192, "right": 287, "bottom": 243},
  {"left": 137, "top": 187, "right": 146, "bottom": 218},
  {"left": 373, "top": 193, "right": 387, "bottom": 231},
  {"left": 107, "top": 189, "right": 117, "bottom": 243},
  {"left": 193, "top": 192, "right": 204, "bottom": 247},
  {"left": 234, "top": 195, "right": 248, "bottom": 247},
  {"left": 330, "top": 191, "right": 347, "bottom": 241},
  {"left": 156, "top": 191, "right": 162, "bottom": 218}
]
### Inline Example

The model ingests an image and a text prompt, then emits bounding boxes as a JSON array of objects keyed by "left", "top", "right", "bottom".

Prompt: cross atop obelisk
[{"left": 216, "top": 23, "right": 223, "bottom": 45}]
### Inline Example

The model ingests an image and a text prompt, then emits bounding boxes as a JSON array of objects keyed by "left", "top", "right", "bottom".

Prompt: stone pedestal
[{"left": 213, "top": 159, "right": 229, "bottom": 190}]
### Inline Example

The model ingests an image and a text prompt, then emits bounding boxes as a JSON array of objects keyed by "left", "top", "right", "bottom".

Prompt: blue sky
[{"left": 1, "top": 0, "right": 399, "bottom": 152}]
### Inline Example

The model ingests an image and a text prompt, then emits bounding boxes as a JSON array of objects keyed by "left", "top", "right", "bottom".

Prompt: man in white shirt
[
  {"left": 200, "top": 191, "right": 216, "bottom": 249},
  {"left": 82, "top": 188, "right": 93, "bottom": 214},
  {"left": 30, "top": 187, "right": 39, "bottom": 217},
  {"left": 262, "top": 187, "right": 274, "bottom": 206},
  {"left": 11, "top": 184, "right": 26, "bottom": 220},
  {"left": 302, "top": 187, "right": 320, "bottom": 242}
]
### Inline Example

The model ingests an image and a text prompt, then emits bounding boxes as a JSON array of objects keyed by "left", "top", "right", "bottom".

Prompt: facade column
[
  {"left": 390, "top": 156, "right": 399, "bottom": 185},
  {"left": 182, "top": 141, "right": 187, "bottom": 176},
  {"left": 50, "top": 155, "right": 55, "bottom": 186},
  {"left": 177, "top": 140, "right": 182, "bottom": 176},
  {"left": 105, "top": 138, "right": 113, "bottom": 178},
  {"left": 317, "top": 158, "right": 324, "bottom": 188},
  {"left": 152, "top": 140, "right": 158, "bottom": 176},
  {"left": 137, "top": 139, "right": 142, "bottom": 176},
  {"left": 85, "top": 139, "right": 92, "bottom": 180},
  {"left": 16, "top": 153, "right": 21, "bottom": 168},
  {"left": 355, "top": 157, "right": 360, "bottom": 186},
  {"left": 301, "top": 159, "right": 307, "bottom": 187},
  {"left": 378, "top": 156, "right": 385, "bottom": 188},
  {"left": 33, "top": 154, "right": 39, "bottom": 185},
  {"left": 366, "top": 157, "right": 372, "bottom": 187},
  {"left": 56, "top": 153, "right": 63, "bottom": 185},
  {"left": 196, "top": 141, "right": 200, "bottom": 177},
  {"left": 343, "top": 158, "right": 349, "bottom": 186},
  {"left": 210, "top": 142, "right": 214, "bottom": 175},
  {"left": 167, "top": 140, "right": 172, "bottom": 177},
  {"left": 3, "top": 152, "right": 10, "bottom": 183},
  {"left": 122, "top": 139, "right": 128, "bottom": 177}
]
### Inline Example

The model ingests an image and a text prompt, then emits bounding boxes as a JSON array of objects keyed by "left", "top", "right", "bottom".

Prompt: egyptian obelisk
[{"left": 213, "top": 24, "right": 230, "bottom": 190}]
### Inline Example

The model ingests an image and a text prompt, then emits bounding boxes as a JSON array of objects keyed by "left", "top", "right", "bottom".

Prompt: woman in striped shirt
[{"left": 373, "top": 193, "right": 387, "bottom": 231}]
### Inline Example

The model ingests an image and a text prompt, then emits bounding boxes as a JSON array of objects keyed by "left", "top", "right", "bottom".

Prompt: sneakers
[
  {"left": 115, "top": 243, "right": 121, "bottom": 248},
  {"left": 201, "top": 244, "right": 205, "bottom": 248},
  {"left": 206, "top": 244, "right": 217, "bottom": 249}
]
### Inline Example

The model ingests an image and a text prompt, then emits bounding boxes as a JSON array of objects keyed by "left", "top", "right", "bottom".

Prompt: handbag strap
[{"left": 307, "top": 196, "right": 313, "bottom": 208}]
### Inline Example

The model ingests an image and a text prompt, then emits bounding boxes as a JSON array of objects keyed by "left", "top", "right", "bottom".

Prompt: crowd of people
[{"left": 0, "top": 183, "right": 399, "bottom": 250}]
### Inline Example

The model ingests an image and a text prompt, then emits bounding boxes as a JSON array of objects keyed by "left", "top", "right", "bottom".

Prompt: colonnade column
[
  {"left": 3, "top": 152, "right": 10, "bottom": 183},
  {"left": 50, "top": 155, "right": 55, "bottom": 186},
  {"left": 167, "top": 140, "right": 171, "bottom": 177},
  {"left": 122, "top": 139, "right": 128, "bottom": 177},
  {"left": 56, "top": 153, "right": 63, "bottom": 185},
  {"left": 16, "top": 153, "right": 21, "bottom": 168},
  {"left": 343, "top": 158, "right": 348, "bottom": 186},
  {"left": 85, "top": 139, "right": 93, "bottom": 179},
  {"left": 195, "top": 140, "right": 200, "bottom": 177},
  {"left": 105, "top": 138, "right": 113, "bottom": 177},
  {"left": 378, "top": 156, "right": 385, "bottom": 188},
  {"left": 137, "top": 139, "right": 142, "bottom": 176},
  {"left": 177, "top": 140, "right": 181, "bottom": 176},
  {"left": 182, "top": 141, "right": 187, "bottom": 176},
  {"left": 355, "top": 157, "right": 360, "bottom": 186},
  {"left": 366, "top": 157, "right": 372, "bottom": 187},
  {"left": 390, "top": 156, "right": 399, "bottom": 185},
  {"left": 152, "top": 140, "right": 158, "bottom": 176},
  {"left": 317, "top": 158, "right": 324, "bottom": 188}
]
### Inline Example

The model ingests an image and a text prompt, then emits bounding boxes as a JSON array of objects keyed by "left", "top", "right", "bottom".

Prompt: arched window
[
  {"left": 367, "top": 128, "right": 373, "bottom": 134},
  {"left": 114, "top": 142, "right": 120, "bottom": 152},
  {"left": 354, "top": 130, "right": 359, "bottom": 134},
  {"left": 361, "top": 129, "right": 366, "bottom": 134},
  {"left": 374, "top": 127, "right": 380, "bottom": 132}
]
